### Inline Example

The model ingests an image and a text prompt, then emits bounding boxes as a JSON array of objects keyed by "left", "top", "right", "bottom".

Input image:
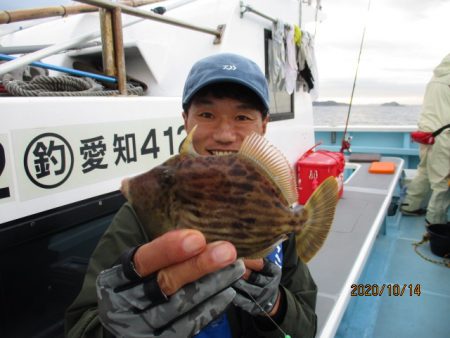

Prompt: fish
[{"left": 121, "top": 126, "right": 339, "bottom": 262}]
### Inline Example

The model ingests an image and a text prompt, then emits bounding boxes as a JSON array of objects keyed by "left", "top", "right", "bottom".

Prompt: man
[
  {"left": 401, "top": 53, "right": 450, "bottom": 225},
  {"left": 65, "top": 53, "right": 318, "bottom": 338}
]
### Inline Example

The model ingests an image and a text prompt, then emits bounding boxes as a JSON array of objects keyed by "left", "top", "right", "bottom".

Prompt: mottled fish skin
[
  {"left": 123, "top": 131, "right": 338, "bottom": 262},
  {"left": 172, "top": 155, "right": 309, "bottom": 258},
  {"left": 125, "top": 153, "right": 306, "bottom": 258}
]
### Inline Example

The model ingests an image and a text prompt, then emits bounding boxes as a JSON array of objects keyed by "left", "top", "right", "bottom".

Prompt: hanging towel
[
  {"left": 270, "top": 20, "right": 286, "bottom": 91},
  {"left": 297, "top": 30, "right": 319, "bottom": 100},
  {"left": 285, "top": 24, "right": 298, "bottom": 94}
]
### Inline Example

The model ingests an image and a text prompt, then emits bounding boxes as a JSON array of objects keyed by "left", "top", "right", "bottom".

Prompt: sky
[
  {"left": 1, "top": 0, "right": 449, "bottom": 105},
  {"left": 304, "top": 0, "right": 450, "bottom": 105}
]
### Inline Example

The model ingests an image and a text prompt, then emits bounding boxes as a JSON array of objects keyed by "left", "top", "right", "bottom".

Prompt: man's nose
[{"left": 213, "top": 121, "right": 237, "bottom": 144}]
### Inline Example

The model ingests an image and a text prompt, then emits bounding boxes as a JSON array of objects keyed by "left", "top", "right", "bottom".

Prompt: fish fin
[
  {"left": 120, "top": 178, "right": 130, "bottom": 200},
  {"left": 238, "top": 132, "right": 298, "bottom": 206},
  {"left": 180, "top": 125, "right": 200, "bottom": 156},
  {"left": 295, "top": 176, "right": 338, "bottom": 262},
  {"left": 245, "top": 235, "right": 288, "bottom": 259}
]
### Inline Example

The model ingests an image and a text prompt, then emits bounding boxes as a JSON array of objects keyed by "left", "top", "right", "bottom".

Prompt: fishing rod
[{"left": 340, "top": 0, "right": 372, "bottom": 153}]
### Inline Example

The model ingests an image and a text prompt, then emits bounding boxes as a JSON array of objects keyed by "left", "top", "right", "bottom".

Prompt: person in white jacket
[{"left": 401, "top": 53, "right": 450, "bottom": 225}]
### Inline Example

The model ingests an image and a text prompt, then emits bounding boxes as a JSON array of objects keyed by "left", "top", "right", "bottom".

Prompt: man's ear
[
  {"left": 261, "top": 115, "right": 269, "bottom": 135},
  {"left": 182, "top": 111, "right": 188, "bottom": 131}
]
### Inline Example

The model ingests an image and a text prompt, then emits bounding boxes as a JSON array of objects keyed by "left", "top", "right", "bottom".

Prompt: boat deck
[
  {"left": 336, "top": 210, "right": 450, "bottom": 338},
  {"left": 309, "top": 156, "right": 450, "bottom": 338}
]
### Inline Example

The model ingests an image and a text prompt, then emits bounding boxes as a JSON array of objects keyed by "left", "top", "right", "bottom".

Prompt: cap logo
[{"left": 222, "top": 64, "right": 237, "bottom": 71}]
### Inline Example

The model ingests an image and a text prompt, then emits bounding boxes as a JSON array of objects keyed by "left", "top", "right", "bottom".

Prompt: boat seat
[{"left": 308, "top": 157, "right": 404, "bottom": 338}]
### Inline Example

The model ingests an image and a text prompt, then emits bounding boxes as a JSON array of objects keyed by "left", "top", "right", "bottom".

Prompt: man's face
[{"left": 182, "top": 95, "right": 269, "bottom": 155}]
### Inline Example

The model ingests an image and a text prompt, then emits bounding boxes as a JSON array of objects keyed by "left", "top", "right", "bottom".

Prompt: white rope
[{"left": 2, "top": 74, "right": 143, "bottom": 96}]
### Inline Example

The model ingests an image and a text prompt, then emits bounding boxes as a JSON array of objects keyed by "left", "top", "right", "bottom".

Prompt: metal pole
[
  {"left": 0, "top": 0, "right": 214, "bottom": 76},
  {"left": 99, "top": 8, "right": 116, "bottom": 76},
  {"left": 0, "top": 5, "right": 96, "bottom": 25},
  {"left": 0, "top": 29, "right": 103, "bottom": 76},
  {"left": 112, "top": 8, "right": 127, "bottom": 95},
  {"left": 0, "top": 42, "right": 101, "bottom": 54},
  {"left": 76, "top": 0, "right": 223, "bottom": 39},
  {"left": 299, "top": 0, "right": 302, "bottom": 28},
  {"left": 0, "top": 53, "right": 117, "bottom": 83},
  {"left": 0, "top": 1, "right": 164, "bottom": 25},
  {"left": 240, "top": 2, "right": 277, "bottom": 24}
]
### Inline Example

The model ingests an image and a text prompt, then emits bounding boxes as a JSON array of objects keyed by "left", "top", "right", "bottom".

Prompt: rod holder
[{"left": 240, "top": 1, "right": 277, "bottom": 24}]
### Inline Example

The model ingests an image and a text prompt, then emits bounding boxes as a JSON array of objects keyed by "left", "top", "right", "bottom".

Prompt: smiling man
[
  {"left": 66, "top": 53, "right": 318, "bottom": 338},
  {"left": 182, "top": 82, "right": 268, "bottom": 156},
  {"left": 181, "top": 53, "right": 270, "bottom": 157}
]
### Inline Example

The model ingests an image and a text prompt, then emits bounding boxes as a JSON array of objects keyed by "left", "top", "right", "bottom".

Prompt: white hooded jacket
[{"left": 418, "top": 53, "right": 450, "bottom": 132}]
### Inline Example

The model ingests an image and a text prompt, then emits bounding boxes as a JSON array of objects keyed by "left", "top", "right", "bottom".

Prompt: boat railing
[
  {"left": 240, "top": 0, "right": 320, "bottom": 28},
  {"left": 314, "top": 126, "right": 420, "bottom": 169},
  {"left": 0, "top": 0, "right": 225, "bottom": 94},
  {"left": 0, "top": 1, "right": 164, "bottom": 39},
  {"left": 240, "top": 1, "right": 278, "bottom": 24},
  {"left": 239, "top": 1, "right": 294, "bottom": 29},
  {"left": 0, "top": 0, "right": 160, "bottom": 25}
]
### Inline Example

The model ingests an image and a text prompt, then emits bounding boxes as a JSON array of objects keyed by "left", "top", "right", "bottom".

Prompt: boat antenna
[{"left": 340, "top": 0, "right": 372, "bottom": 153}]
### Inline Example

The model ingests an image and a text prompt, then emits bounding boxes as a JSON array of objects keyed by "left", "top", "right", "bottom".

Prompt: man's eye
[
  {"left": 236, "top": 115, "right": 252, "bottom": 121},
  {"left": 199, "top": 112, "right": 214, "bottom": 119}
]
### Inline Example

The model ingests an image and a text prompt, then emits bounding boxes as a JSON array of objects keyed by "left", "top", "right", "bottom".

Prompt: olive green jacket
[{"left": 65, "top": 203, "right": 318, "bottom": 338}]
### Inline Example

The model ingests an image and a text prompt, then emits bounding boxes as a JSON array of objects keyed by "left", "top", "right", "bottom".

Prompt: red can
[{"left": 296, "top": 148, "right": 344, "bottom": 204}]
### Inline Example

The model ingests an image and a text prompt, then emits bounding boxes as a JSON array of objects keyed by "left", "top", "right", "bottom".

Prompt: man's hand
[
  {"left": 134, "top": 229, "right": 237, "bottom": 295},
  {"left": 232, "top": 258, "right": 282, "bottom": 316},
  {"left": 96, "top": 229, "right": 244, "bottom": 338}
]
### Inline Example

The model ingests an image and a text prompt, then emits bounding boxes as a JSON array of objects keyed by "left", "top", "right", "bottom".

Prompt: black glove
[
  {"left": 232, "top": 259, "right": 282, "bottom": 315},
  {"left": 97, "top": 260, "right": 245, "bottom": 338}
]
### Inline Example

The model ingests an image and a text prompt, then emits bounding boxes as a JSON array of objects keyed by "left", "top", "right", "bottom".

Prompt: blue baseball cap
[{"left": 182, "top": 53, "right": 269, "bottom": 113}]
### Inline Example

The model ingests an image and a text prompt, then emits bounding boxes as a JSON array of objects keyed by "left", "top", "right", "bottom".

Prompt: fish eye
[{"left": 161, "top": 168, "right": 174, "bottom": 186}]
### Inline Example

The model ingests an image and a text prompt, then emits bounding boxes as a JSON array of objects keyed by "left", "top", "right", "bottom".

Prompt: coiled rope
[
  {"left": 2, "top": 74, "right": 144, "bottom": 96},
  {"left": 412, "top": 233, "right": 450, "bottom": 268}
]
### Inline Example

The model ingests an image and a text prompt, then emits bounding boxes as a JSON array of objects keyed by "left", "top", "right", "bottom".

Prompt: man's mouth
[{"left": 209, "top": 150, "right": 238, "bottom": 156}]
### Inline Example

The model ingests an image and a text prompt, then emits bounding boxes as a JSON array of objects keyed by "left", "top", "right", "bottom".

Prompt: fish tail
[
  {"left": 294, "top": 176, "right": 338, "bottom": 262},
  {"left": 120, "top": 178, "right": 131, "bottom": 200}
]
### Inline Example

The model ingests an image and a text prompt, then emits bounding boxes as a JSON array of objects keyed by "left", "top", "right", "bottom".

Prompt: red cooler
[{"left": 296, "top": 148, "right": 344, "bottom": 204}]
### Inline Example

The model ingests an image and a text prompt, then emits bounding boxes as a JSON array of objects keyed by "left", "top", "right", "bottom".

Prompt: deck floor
[{"left": 336, "top": 212, "right": 450, "bottom": 338}]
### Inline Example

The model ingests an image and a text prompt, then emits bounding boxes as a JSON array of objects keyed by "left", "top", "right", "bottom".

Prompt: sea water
[{"left": 313, "top": 105, "right": 421, "bottom": 126}]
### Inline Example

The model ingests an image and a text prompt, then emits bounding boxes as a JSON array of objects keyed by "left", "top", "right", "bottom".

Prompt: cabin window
[
  {"left": 0, "top": 191, "right": 123, "bottom": 337},
  {"left": 264, "top": 29, "right": 294, "bottom": 121}
]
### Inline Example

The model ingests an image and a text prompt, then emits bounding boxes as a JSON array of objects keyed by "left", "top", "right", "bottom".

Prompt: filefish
[{"left": 121, "top": 126, "right": 338, "bottom": 262}]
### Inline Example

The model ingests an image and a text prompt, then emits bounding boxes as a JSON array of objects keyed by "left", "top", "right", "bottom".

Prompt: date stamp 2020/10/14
[{"left": 351, "top": 283, "right": 422, "bottom": 297}]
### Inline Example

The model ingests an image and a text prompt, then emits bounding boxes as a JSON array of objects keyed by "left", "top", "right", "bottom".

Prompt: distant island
[
  {"left": 380, "top": 101, "right": 402, "bottom": 106},
  {"left": 313, "top": 100, "right": 348, "bottom": 106},
  {"left": 313, "top": 100, "right": 403, "bottom": 106}
]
